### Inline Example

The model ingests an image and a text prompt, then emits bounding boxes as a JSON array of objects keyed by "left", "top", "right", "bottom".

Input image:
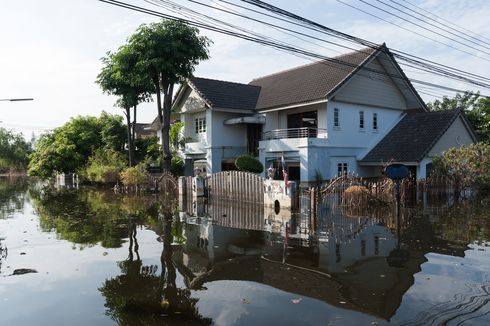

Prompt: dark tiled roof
[
  {"left": 361, "top": 110, "right": 462, "bottom": 163},
  {"left": 189, "top": 77, "right": 261, "bottom": 110},
  {"left": 134, "top": 123, "right": 152, "bottom": 134},
  {"left": 249, "top": 47, "right": 378, "bottom": 110}
]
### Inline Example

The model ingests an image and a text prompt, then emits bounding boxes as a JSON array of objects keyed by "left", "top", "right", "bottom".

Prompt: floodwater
[{"left": 0, "top": 178, "right": 489, "bottom": 326}]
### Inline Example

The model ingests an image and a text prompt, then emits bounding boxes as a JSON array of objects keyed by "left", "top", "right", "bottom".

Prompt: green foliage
[
  {"left": 169, "top": 121, "right": 185, "bottom": 152},
  {"left": 85, "top": 149, "right": 127, "bottom": 184},
  {"left": 0, "top": 128, "right": 32, "bottom": 173},
  {"left": 99, "top": 112, "right": 127, "bottom": 152},
  {"left": 134, "top": 136, "right": 160, "bottom": 163},
  {"left": 96, "top": 45, "right": 153, "bottom": 110},
  {"left": 234, "top": 154, "right": 263, "bottom": 173},
  {"left": 171, "top": 155, "right": 185, "bottom": 176},
  {"left": 120, "top": 164, "right": 149, "bottom": 187},
  {"left": 433, "top": 142, "right": 490, "bottom": 191},
  {"left": 28, "top": 113, "right": 127, "bottom": 179},
  {"left": 126, "top": 19, "right": 211, "bottom": 170},
  {"left": 428, "top": 91, "right": 490, "bottom": 143},
  {"left": 127, "top": 20, "right": 211, "bottom": 86}
]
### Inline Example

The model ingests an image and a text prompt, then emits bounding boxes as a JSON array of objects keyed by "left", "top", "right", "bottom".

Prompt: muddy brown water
[{"left": 0, "top": 178, "right": 489, "bottom": 325}]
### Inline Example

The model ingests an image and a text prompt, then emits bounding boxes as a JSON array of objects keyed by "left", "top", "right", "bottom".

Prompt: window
[
  {"left": 195, "top": 117, "right": 206, "bottom": 134},
  {"left": 334, "top": 108, "right": 339, "bottom": 128},
  {"left": 337, "top": 163, "right": 348, "bottom": 176},
  {"left": 359, "top": 111, "right": 365, "bottom": 129},
  {"left": 373, "top": 112, "right": 378, "bottom": 130}
]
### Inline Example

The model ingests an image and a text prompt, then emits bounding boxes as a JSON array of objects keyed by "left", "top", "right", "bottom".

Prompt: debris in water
[
  {"left": 20, "top": 252, "right": 26, "bottom": 255},
  {"left": 102, "top": 252, "right": 108, "bottom": 256},
  {"left": 241, "top": 298, "right": 251, "bottom": 304},
  {"left": 12, "top": 269, "right": 37, "bottom": 275},
  {"left": 291, "top": 298, "right": 302, "bottom": 304}
]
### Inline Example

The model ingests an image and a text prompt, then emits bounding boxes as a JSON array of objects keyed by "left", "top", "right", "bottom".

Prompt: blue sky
[{"left": 1, "top": 0, "right": 489, "bottom": 137}]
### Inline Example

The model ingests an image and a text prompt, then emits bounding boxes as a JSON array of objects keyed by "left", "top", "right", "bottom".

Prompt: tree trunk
[
  {"left": 161, "top": 83, "right": 174, "bottom": 172},
  {"left": 124, "top": 107, "right": 133, "bottom": 167},
  {"left": 132, "top": 105, "right": 137, "bottom": 155}
]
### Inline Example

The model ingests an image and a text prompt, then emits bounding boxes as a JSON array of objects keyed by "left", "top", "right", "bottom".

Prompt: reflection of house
[{"left": 164, "top": 44, "right": 476, "bottom": 183}]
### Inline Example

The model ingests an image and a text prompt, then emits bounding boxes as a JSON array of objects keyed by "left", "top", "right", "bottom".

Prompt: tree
[
  {"left": 428, "top": 91, "right": 490, "bottom": 143},
  {"left": 28, "top": 113, "right": 127, "bottom": 178},
  {"left": 97, "top": 45, "right": 153, "bottom": 166},
  {"left": 0, "top": 128, "right": 32, "bottom": 173},
  {"left": 127, "top": 20, "right": 211, "bottom": 171}
]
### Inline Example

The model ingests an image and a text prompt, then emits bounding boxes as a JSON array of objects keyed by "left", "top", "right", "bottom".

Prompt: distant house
[
  {"left": 163, "top": 44, "right": 476, "bottom": 183},
  {"left": 133, "top": 123, "right": 156, "bottom": 139}
]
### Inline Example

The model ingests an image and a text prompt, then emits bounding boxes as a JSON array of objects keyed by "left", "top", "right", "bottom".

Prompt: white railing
[{"left": 262, "top": 127, "right": 327, "bottom": 140}]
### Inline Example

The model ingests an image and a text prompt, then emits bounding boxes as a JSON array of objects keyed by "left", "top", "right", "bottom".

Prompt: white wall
[
  {"left": 332, "top": 57, "right": 408, "bottom": 110},
  {"left": 326, "top": 100, "right": 404, "bottom": 151},
  {"left": 427, "top": 116, "right": 475, "bottom": 157}
]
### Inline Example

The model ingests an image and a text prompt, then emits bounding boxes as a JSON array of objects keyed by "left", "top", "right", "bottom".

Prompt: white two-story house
[{"left": 169, "top": 44, "right": 477, "bottom": 183}]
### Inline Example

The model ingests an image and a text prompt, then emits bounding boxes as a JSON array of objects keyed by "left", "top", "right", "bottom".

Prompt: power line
[
  {"left": 97, "top": 0, "right": 490, "bottom": 98},
  {"left": 238, "top": 0, "right": 490, "bottom": 83},
  {"left": 397, "top": 0, "right": 490, "bottom": 44},
  {"left": 176, "top": 0, "right": 490, "bottom": 88},
  {"left": 373, "top": 0, "right": 490, "bottom": 51},
  {"left": 351, "top": 0, "right": 490, "bottom": 59}
]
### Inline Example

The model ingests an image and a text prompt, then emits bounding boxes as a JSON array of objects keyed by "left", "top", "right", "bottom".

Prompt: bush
[
  {"left": 171, "top": 156, "right": 185, "bottom": 176},
  {"left": 120, "top": 164, "right": 149, "bottom": 187},
  {"left": 235, "top": 154, "right": 263, "bottom": 173},
  {"left": 85, "top": 149, "right": 126, "bottom": 184},
  {"left": 433, "top": 142, "right": 490, "bottom": 191}
]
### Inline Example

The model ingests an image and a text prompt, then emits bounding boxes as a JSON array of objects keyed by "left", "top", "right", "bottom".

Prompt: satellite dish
[{"left": 384, "top": 164, "right": 409, "bottom": 181}]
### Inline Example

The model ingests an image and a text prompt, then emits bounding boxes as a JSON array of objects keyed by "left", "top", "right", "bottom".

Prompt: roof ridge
[
  {"left": 192, "top": 76, "right": 260, "bottom": 88},
  {"left": 249, "top": 46, "right": 377, "bottom": 83}
]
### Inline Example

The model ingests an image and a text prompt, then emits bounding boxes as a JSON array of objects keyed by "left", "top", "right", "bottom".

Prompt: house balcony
[
  {"left": 260, "top": 127, "right": 329, "bottom": 152},
  {"left": 262, "top": 127, "right": 327, "bottom": 140},
  {"left": 184, "top": 141, "right": 206, "bottom": 156}
]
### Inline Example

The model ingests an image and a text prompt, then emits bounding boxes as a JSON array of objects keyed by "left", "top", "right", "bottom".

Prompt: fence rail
[{"left": 206, "top": 170, "right": 265, "bottom": 204}]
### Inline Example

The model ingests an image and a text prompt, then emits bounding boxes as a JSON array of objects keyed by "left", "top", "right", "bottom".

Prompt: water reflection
[
  {"left": 0, "top": 176, "right": 28, "bottom": 219},
  {"left": 1, "top": 178, "right": 489, "bottom": 325},
  {"left": 99, "top": 212, "right": 212, "bottom": 324},
  {"left": 178, "top": 193, "right": 489, "bottom": 322}
]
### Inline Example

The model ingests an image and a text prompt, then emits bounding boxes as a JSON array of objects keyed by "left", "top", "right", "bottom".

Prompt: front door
[{"left": 247, "top": 124, "right": 262, "bottom": 156}]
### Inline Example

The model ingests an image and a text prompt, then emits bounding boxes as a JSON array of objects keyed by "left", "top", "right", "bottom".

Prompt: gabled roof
[
  {"left": 361, "top": 109, "right": 470, "bottom": 163},
  {"left": 188, "top": 77, "right": 261, "bottom": 110},
  {"left": 249, "top": 46, "right": 379, "bottom": 110}
]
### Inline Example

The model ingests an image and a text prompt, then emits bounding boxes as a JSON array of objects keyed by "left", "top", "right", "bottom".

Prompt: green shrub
[
  {"left": 234, "top": 154, "right": 263, "bottom": 173},
  {"left": 433, "top": 142, "right": 490, "bottom": 191},
  {"left": 85, "top": 149, "right": 126, "bottom": 184},
  {"left": 120, "top": 164, "right": 149, "bottom": 187},
  {"left": 171, "top": 156, "right": 185, "bottom": 176}
]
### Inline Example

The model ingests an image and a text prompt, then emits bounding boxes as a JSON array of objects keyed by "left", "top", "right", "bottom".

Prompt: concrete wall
[
  {"left": 326, "top": 100, "right": 404, "bottom": 150},
  {"left": 332, "top": 58, "right": 408, "bottom": 110},
  {"left": 427, "top": 116, "right": 475, "bottom": 157}
]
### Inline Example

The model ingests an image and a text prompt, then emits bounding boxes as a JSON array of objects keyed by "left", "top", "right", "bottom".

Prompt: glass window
[
  {"left": 195, "top": 117, "right": 206, "bottom": 134},
  {"left": 337, "top": 162, "right": 348, "bottom": 176},
  {"left": 359, "top": 111, "right": 364, "bottom": 129},
  {"left": 334, "top": 108, "right": 339, "bottom": 128},
  {"left": 373, "top": 112, "right": 378, "bottom": 130}
]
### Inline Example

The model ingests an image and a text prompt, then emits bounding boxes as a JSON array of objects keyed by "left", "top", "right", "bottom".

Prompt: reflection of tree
[
  {"left": 0, "top": 238, "right": 7, "bottom": 274},
  {"left": 0, "top": 177, "right": 28, "bottom": 219},
  {"left": 99, "top": 209, "right": 211, "bottom": 324},
  {"left": 30, "top": 187, "right": 158, "bottom": 248}
]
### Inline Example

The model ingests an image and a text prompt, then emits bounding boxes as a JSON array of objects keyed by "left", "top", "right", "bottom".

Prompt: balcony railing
[{"left": 262, "top": 127, "right": 327, "bottom": 140}]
